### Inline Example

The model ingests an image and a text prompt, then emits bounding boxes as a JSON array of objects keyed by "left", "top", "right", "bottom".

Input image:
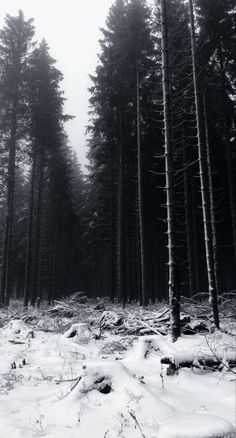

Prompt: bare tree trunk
[
  {"left": 0, "top": 229, "right": 7, "bottom": 305},
  {"left": 31, "top": 151, "right": 45, "bottom": 306},
  {"left": 189, "top": 0, "right": 219, "bottom": 328},
  {"left": 160, "top": 0, "right": 180, "bottom": 341},
  {"left": 116, "top": 95, "right": 124, "bottom": 304},
  {"left": 183, "top": 143, "right": 195, "bottom": 297},
  {"left": 203, "top": 94, "right": 219, "bottom": 295},
  {"left": 48, "top": 227, "right": 57, "bottom": 305},
  {"left": 23, "top": 142, "right": 38, "bottom": 308},
  {"left": 136, "top": 59, "right": 147, "bottom": 306},
  {"left": 3, "top": 109, "right": 17, "bottom": 306},
  {"left": 191, "top": 176, "right": 200, "bottom": 295},
  {"left": 110, "top": 140, "right": 116, "bottom": 302}
]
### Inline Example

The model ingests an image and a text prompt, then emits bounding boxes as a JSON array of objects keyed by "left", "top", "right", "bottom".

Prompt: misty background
[{"left": 0, "top": 0, "right": 113, "bottom": 169}]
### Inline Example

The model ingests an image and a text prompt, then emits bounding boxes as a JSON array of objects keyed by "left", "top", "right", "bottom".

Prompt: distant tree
[
  {"left": 24, "top": 39, "right": 77, "bottom": 306},
  {"left": 197, "top": 0, "right": 236, "bottom": 268},
  {"left": 87, "top": 0, "right": 158, "bottom": 304}
]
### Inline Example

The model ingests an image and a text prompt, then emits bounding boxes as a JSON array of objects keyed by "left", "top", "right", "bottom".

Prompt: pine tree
[
  {"left": 188, "top": 0, "right": 219, "bottom": 328},
  {"left": 197, "top": 0, "right": 236, "bottom": 268},
  {"left": 160, "top": 0, "right": 181, "bottom": 341},
  {"left": 87, "top": 0, "right": 158, "bottom": 303},
  {"left": 0, "top": 11, "right": 34, "bottom": 305},
  {"left": 24, "top": 39, "right": 68, "bottom": 306}
]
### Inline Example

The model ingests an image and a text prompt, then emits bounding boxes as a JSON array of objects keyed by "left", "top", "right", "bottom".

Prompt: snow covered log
[
  {"left": 160, "top": 355, "right": 236, "bottom": 371},
  {"left": 129, "top": 334, "right": 236, "bottom": 371}
]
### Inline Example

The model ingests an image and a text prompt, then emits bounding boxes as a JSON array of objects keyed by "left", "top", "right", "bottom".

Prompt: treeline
[
  {"left": 86, "top": 0, "right": 236, "bottom": 320},
  {"left": 0, "top": 11, "right": 87, "bottom": 306},
  {"left": 0, "top": 1, "right": 235, "bottom": 318}
]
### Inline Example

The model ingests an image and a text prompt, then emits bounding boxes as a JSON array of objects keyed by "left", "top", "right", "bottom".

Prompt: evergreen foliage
[{"left": 0, "top": 1, "right": 235, "bottom": 339}]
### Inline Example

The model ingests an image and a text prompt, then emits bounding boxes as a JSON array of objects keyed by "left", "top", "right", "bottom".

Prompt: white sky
[{"left": 0, "top": 0, "right": 113, "bottom": 170}]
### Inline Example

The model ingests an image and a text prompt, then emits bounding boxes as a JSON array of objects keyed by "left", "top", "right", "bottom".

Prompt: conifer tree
[
  {"left": 189, "top": 0, "right": 219, "bottom": 328},
  {"left": 0, "top": 11, "right": 34, "bottom": 305}
]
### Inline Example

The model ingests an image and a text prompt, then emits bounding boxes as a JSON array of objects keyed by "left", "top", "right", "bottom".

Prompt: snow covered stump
[
  {"left": 64, "top": 323, "right": 92, "bottom": 344},
  {"left": 2, "top": 319, "right": 34, "bottom": 343},
  {"left": 157, "top": 414, "right": 235, "bottom": 438},
  {"left": 51, "top": 360, "right": 174, "bottom": 436}
]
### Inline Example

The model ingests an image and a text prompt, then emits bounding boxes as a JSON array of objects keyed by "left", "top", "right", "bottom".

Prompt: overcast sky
[{"left": 0, "top": 0, "right": 113, "bottom": 169}]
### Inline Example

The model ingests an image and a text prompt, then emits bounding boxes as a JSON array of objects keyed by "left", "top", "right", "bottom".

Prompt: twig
[
  {"left": 204, "top": 335, "right": 236, "bottom": 375},
  {"left": 129, "top": 410, "right": 146, "bottom": 438},
  {"left": 55, "top": 377, "right": 80, "bottom": 384}
]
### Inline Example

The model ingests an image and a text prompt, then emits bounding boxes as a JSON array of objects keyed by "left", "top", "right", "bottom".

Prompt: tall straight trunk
[
  {"left": 23, "top": 142, "right": 38, "bottom": 308},
  {"left": 218, "top": 42, "right": 236, "bottom": 265},
  {"left": 191, "top": 176, "right": 200, "bottom": 295},
  {"left": 116, "top": 96, "right": 124, "bottom": 303},
  {"left": 160, "top": 0, "right": 180, "bottom": 341},
  {"left": 203, "top": 94, "right": 219, "bottom": 295},
  {"left": 48, "top": 227, "right": 57, "bottom": 304},
  {"left": 136, "top": 60, "right": 147, "bottom": 306},
  {"left": 189, "top": 0, "right": 219, "bottom": 328},
  {"left": 2, "top": 109, "right": 17, "bottom": 306},
  {"left": 183, "top": 144, "right": 195, "bottom": 297},
  {"left": 110, "top": 144, "right": 116, "bottom": 302},
  {"left": 110, "top": 193, "right": 116, "bottom": 303},
  {"left": 0, "top": 222, "right": 7, "bottom": 305},
  {"left": 30, "top": 151, "right": 45, "bottom": 306}
]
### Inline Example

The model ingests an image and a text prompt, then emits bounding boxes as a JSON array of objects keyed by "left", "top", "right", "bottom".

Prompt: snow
[
  {"left": 64, "top": 322, "right": 92, "bottom": 343},
  {"left": 0, "top": 304, "right": 235, "bottom": 437},
  {"left": 157, "top": 414, "right": 235, "bottom": 438},
  {"left": 2, "top": 319, "right": 33, "bottom": 342}
]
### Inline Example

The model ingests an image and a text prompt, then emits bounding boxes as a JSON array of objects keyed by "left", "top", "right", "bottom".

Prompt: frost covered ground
[{"left": 0, "top": 300, "right": 235, "bottom": 438}]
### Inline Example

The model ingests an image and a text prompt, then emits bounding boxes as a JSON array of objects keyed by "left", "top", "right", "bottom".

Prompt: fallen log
[{"left": 161, "top": 355, "right": 236, "bottom": 371}]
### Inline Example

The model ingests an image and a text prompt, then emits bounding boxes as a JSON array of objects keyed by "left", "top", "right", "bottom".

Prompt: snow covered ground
[{"left": 0, "top": 301, "right": 235, "bottom": 437}]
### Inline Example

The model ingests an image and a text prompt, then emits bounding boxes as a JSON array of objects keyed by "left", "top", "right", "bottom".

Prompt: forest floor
[{"left": 0, "top": 297, "right": 235, "bottom": 438}]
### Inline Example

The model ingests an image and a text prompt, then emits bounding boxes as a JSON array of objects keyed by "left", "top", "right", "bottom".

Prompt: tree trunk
[
  {"left": 30, "top": 151, "right": 45, "bottom": 306},
  {"left": 116, "top": 95, "right": 124, "bottom": 304},
  {"left": 188, "top": 0, "right": 219, "bottom": 328},
  {"left": 48, "top": 227, "right": 57, "bottom": 304},
  {"left": 110, "top": 142, "right": 116, "bottom": 302},
  {"left": 2, "top": 109, "right": 17, "bottom": 306},
  {"left": 191, "top": 176, "right": 200, "bottom": 295},
  {"left": 136, "top": 59, "right": 147, "bottom": 306},
  {"left": 23, "top": 142, "right": 38, "bottom": 308},
  {"left": 160, "top": 0, "right": 180, "bottom": 341},
  {"left": 203, "top": 94, "right": 219, "bottom": 296},
  {"left": 183, "top": 142, "right": 195, "bottom": 297}
]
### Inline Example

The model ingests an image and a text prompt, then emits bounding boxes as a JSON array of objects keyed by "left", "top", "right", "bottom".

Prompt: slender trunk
[
  {"left": 0, "top": 224, "right": 7, "bottom": 305},
  {"left": 183, "top": 143, "right": 195, "bottom": 297},
  {"left": 3, "top": 110, "right": 17, "bottom": 306},
  {"left": 23, "top": 142, "right": 38, "bottom": 307},
  {"left": 116, "top": 95, "right": 124, "bottom": 303},
  {"left": 161, "top": 0, "right": 180, "bottom": 341},
  {"left": 189, "top": 0, "right": 219, "bottom": 328},
  {"left": 203, "top": 94, "right": 219, "bottom": 295},
  {"left": 110, "top": 147, "right": 116, "bottom": 302},
  {"left": 48, "top": 227, "right": 57, "bottom": 304},
  {"left": 136, "top": 60, "right": 147, "bottom": 306},
  {"left": 191, "top": 176, "right": 200, "bottom": 295},
  {"left": 31, "top": 151, "right": 45, "bottom": 306}
]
